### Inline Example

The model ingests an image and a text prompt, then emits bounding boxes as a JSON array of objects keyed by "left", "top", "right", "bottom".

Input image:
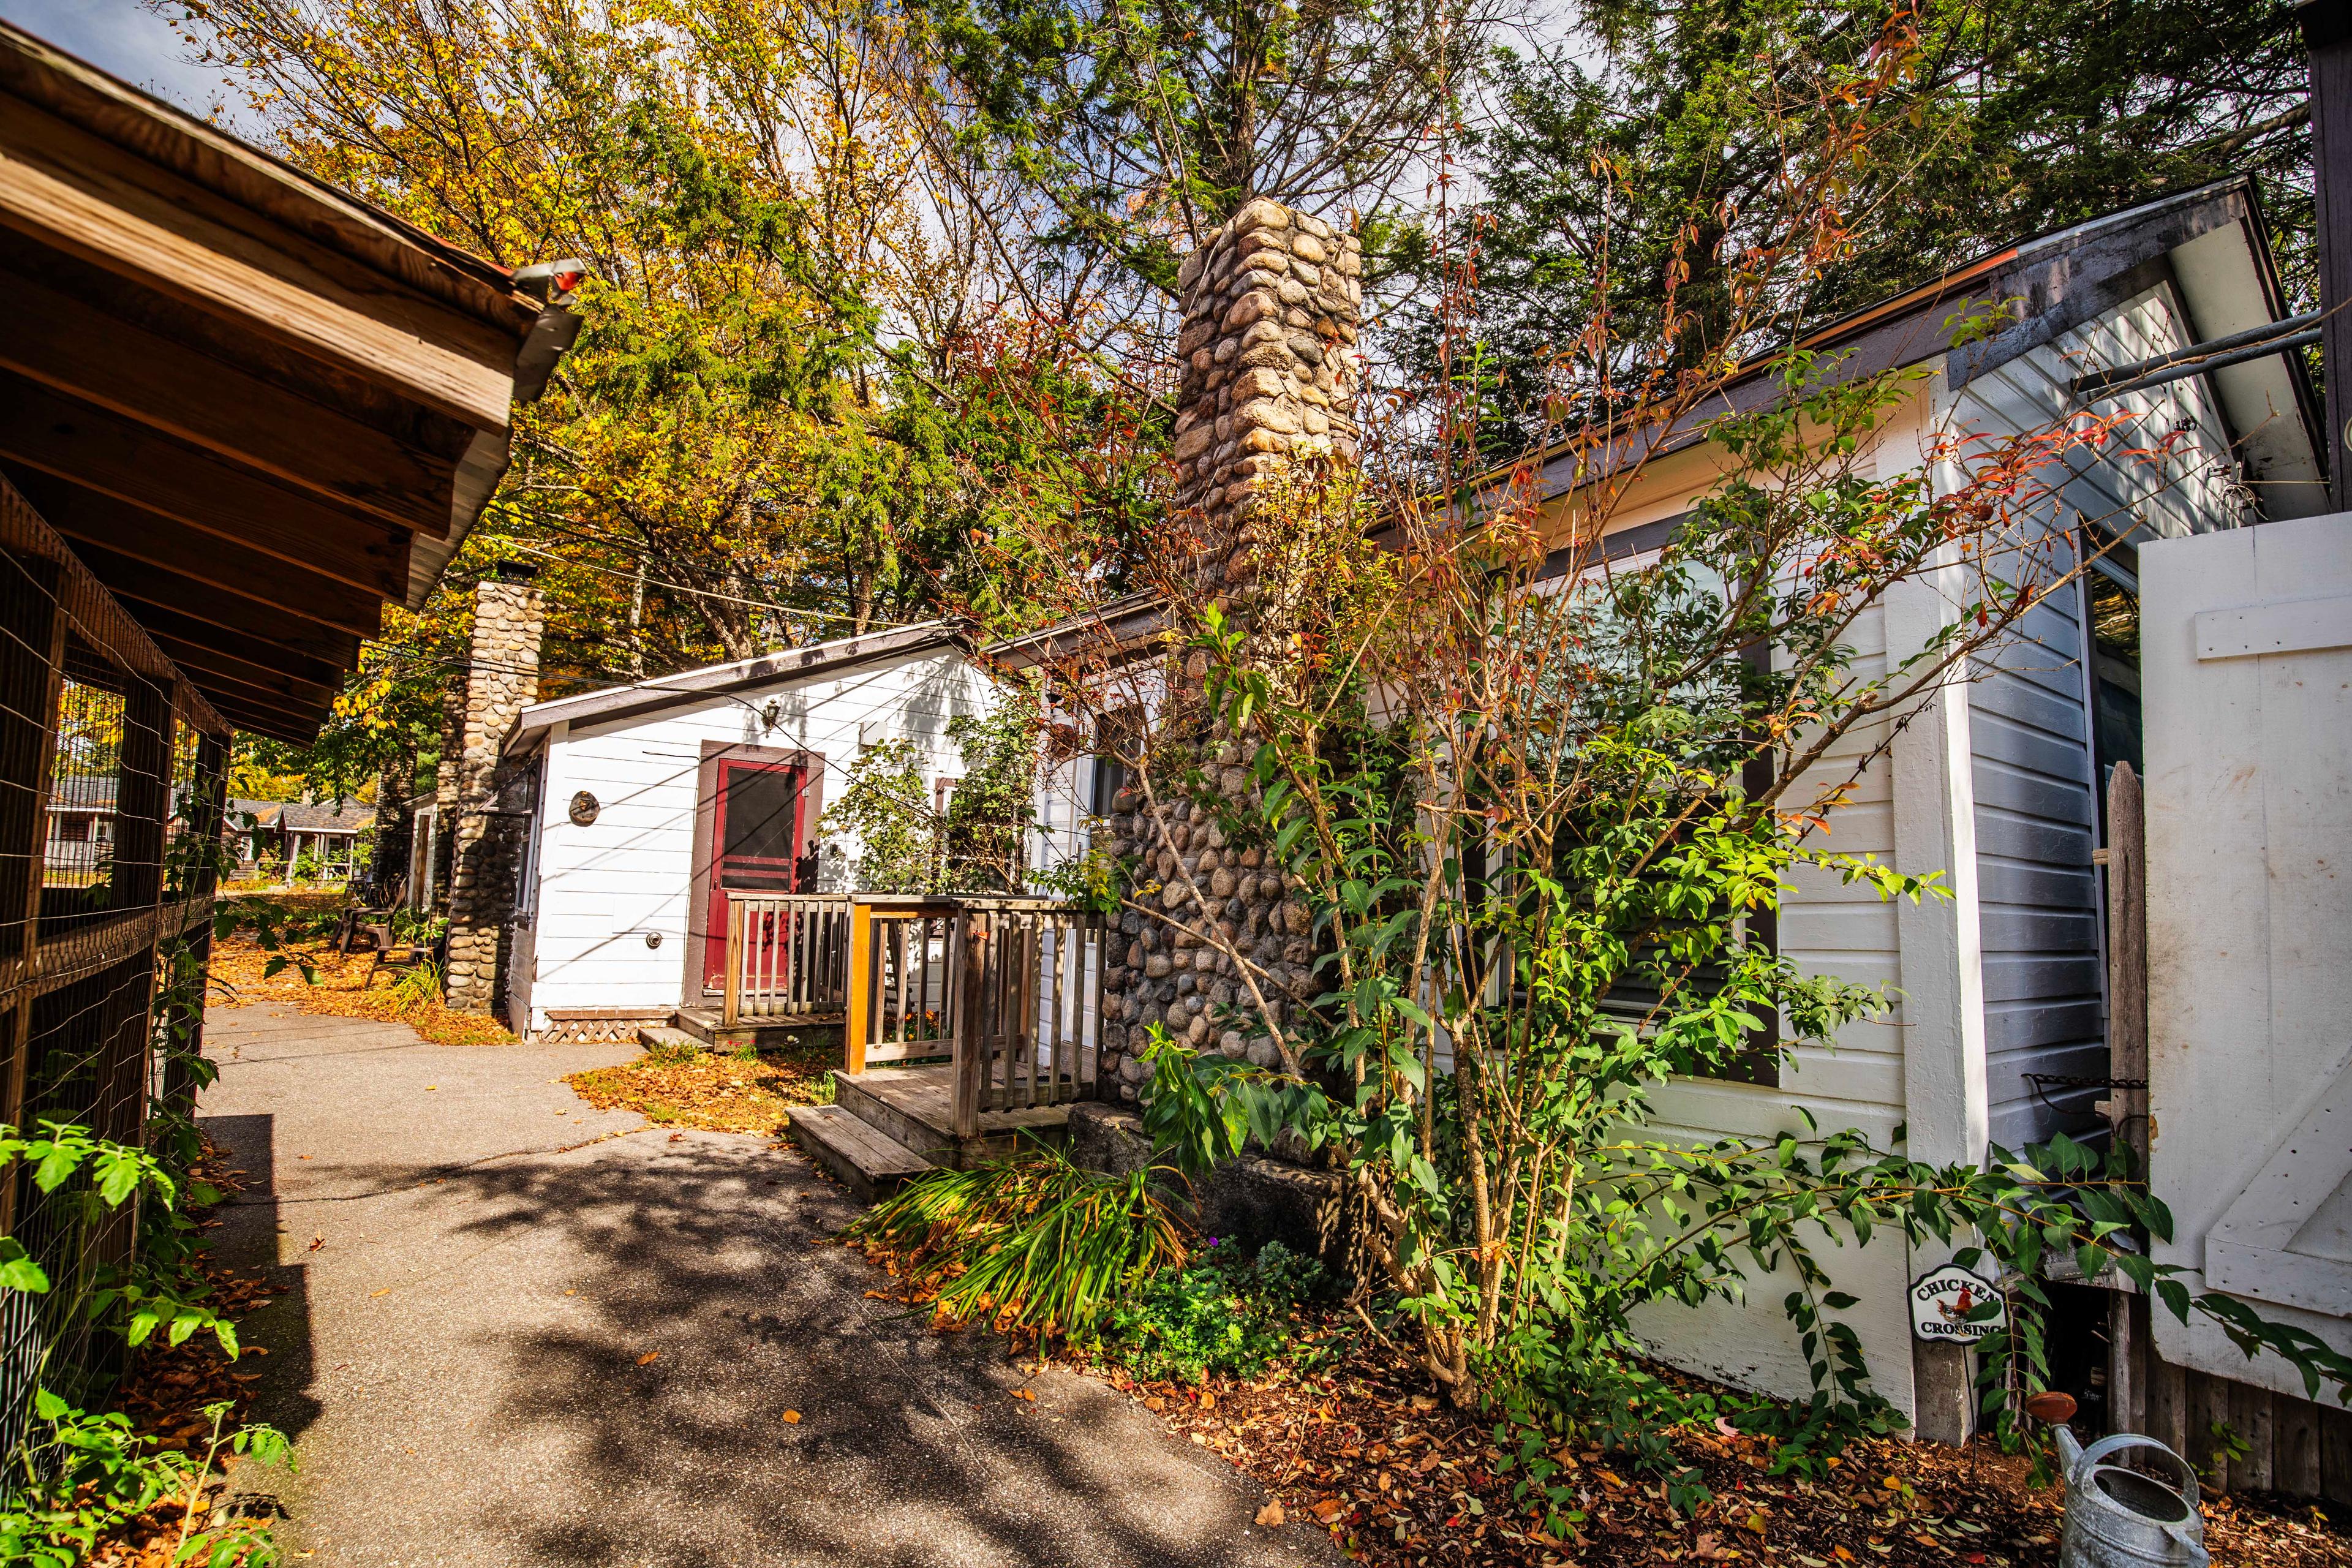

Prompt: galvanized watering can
[{"left": 2054, "top": 1428, "right": 2209, "bottom": 1568}]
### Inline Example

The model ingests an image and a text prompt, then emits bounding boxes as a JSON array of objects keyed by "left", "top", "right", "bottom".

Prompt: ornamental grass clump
[{"left": 847, "top": 1144, "right": 1187, "bottom": 1339}]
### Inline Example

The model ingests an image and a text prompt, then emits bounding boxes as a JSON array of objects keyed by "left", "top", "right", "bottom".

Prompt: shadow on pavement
[
  {"left": 200, "top": 1111, "right": 325, "bottom": 1446},
  {"left": 351, "top": 1139, "right": 1323, "bottom": 1568}
]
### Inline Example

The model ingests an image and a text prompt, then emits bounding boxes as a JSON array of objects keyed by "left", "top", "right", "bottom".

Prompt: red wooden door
[{"left": 701, "top": 758, "right": 807, "bottom": 992}]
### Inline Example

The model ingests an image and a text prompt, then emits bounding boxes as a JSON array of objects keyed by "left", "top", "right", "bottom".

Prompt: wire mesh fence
[{"left": 0, "top": 473, "right": 230, "bottom": 1464}]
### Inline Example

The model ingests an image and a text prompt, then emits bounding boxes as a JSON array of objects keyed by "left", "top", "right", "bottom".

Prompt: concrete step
[
  {"left": 636, "top": 1024, "right": 703, "bottom": 1052},
  {"left": 786, "top": 1104, "right": 933, "bottom": 1202}
]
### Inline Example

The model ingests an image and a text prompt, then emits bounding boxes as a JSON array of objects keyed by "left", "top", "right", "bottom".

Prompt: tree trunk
[{"left": 368, "top": 748, "right": 417, "bottom": 905}]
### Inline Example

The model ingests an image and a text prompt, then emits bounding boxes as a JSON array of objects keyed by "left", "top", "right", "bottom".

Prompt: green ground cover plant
[{"left": 1099, "top": 1238, "right": 1330, "bottom": 1385}]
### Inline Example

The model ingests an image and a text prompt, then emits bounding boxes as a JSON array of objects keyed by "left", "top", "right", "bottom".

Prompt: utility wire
[{"left": 485, "top": 538, "right": 933, "bottom": 631}]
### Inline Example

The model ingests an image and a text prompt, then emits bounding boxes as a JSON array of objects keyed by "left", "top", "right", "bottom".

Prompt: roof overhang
[
  {"left": 1515, "top": 178, "right": 2324, "bottom": 521},
  {"left": 510, "top": 622, "right": 974, "bottom": 748},
  {"left": 982, "top": 593, "right": 1173, "bottom": 676},
  {"left": 0, "top": 21, "right": 581, "bottom": 741}
]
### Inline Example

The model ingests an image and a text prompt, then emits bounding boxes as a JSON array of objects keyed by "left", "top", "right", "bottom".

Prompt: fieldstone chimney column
[
  {"left": 444, "top": 564, "right": 543, "bottom": 1015},
  {"left": 1169, "top": 198, "right": 1363, "bottom": 584},
  {"left": 1095, "top": 200, "right": 1362, "bottom": 1099}
]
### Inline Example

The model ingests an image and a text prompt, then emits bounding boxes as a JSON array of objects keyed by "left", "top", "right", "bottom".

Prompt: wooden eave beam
[
  {"left": 151, "top": 639, "right": 339, "bottom": 717},
  {"left": 12, "top": 476, "right": 383, "bottom": 640},
  {"left": 0, "top": 87, "right": 522, "bottom": 433},
  {"left": 0, "top": 21, "right": 535, "bottom": 336},
  {"left": 0, "top": 374, "right": 411, "bottom": 601},
  {"left": 74, "top": 543, "right": 364, "bottom": 671},
  {"left": 0, "top": 258, "right": 456, "bottom": 537},
  {"left": 0, "top": 227, "right": 480, "bottom": 466},
  {"left": 202, "top": 688, "right": 320, "bottom": 743},
  {"left": 124, "top": 601, "right": 345, "bottom": 693}
]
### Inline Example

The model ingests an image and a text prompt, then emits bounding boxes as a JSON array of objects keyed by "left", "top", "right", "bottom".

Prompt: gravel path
[{"left": 201, "top": 1003, "right": 1336, "bottom": 1568}]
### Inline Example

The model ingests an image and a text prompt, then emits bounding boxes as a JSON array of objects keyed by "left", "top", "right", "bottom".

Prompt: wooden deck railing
[
  {"left": 721, "top": 892, "right": 854, "bottom": 1025},
  {"left": 844, "top": 895, "right": 1106, "bottom": 1137}
]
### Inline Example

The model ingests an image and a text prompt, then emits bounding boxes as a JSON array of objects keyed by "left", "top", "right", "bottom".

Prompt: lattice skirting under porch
[{"left": 536, "top": 1009, "right": 666, "bottom": 1045}]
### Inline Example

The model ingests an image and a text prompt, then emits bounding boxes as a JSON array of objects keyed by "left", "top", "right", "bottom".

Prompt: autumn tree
[
  {"left": 1440, "top": 0, "right": 2315, "bottom": 452},
  {"left": 172, "top": 0, "right": 1167, "bottom": 734},
  {"left": 904, "top": 0, "right": 1506, "bottom": 304}
]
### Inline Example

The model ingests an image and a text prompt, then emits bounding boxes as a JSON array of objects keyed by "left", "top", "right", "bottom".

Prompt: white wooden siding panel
[{"left": 1941, "top": 285, "right": 2250, "bottom": 1147}]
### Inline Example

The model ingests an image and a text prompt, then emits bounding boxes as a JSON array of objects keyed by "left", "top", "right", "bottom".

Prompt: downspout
[{"left": 2300, "top": 2, "right": 2351, "bottom": 511}]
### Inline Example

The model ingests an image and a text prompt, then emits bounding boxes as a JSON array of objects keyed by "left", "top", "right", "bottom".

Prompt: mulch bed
[
  {"left": 566, "top": 1033, "right": 838, "bottom": 1134},
  {"left": 210, "top": 935, "right": 513, "bottom": 1046},
  {"left": 1078, "top": 1328, "right": 2352, "bottom": 1567},
  {"left": 836, "top": 1168, "right": 2352, "bottom": 1567}
]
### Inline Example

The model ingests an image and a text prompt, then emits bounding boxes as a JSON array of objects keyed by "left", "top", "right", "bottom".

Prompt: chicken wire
[{"left": 0, "top": 473, "right": 230, "bottom": 1464}]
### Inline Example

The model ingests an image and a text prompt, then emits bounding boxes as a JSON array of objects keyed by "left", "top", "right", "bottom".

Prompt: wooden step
[
  {"left": 786, "top": 1104, "right": 932, "bottom": 1202},
  {"left": 834, "top": 1063, "right": 1076, "bottom": 1169},
  {"left": 636, "top": 1024, "right": 702, "bottom": 1052},
  {"left": 673, "top": 1006, "right": 839, "bottom": 1050},
  {"left": 832, "top": 1072, "right": 957, "bottom": 1164}
]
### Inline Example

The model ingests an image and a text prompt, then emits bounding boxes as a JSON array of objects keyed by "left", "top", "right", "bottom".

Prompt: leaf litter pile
[
  {"left": 211, "top": 935, "right": 513, "bottom": 1046},
  {"left": 1087, "top": 1331, "right": 2351, "bottom": 1568},
  {"left": 567, "top": 1034, "right": 837, "bottom": 1134},
  {"left": 89, "top": 1146, "right": 284, "bottom": 1566}
]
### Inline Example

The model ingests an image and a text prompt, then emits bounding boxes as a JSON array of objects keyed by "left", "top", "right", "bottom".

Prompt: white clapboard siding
[
  {"left": 1943, "top": 284, "right": 2245, "bottom": 1147},
  {"left": 524, "top": 648, "right": 997, "bottom": 1026}
]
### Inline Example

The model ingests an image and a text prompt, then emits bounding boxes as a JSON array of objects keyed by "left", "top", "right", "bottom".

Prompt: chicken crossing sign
[{"left": 1909, "top": 1264, "right": 2006, "bottom": 1343}]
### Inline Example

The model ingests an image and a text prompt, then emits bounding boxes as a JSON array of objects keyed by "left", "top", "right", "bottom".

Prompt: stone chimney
[
  {"left": 1169, "top": 197, "right": 1363, "bottom": 582},
  {"left": 1093, "top": 200, "right": 1362, "bottom": 1100},
  {"left": 443, "top": 564, "right": 544, "bottom": 1016}
]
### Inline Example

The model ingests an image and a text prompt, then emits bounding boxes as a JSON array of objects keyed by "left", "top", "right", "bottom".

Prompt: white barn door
[{"left": 2143, "top": 511, "right": 2352, "bottom": 1395}]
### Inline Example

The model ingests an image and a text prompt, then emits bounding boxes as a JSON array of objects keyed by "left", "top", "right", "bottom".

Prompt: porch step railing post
[
  {"left": 843, "top": 899, "right": 874, "bottom": 1075},
  {"left": 953, "top": 911, "right": 987, "bottom": 1139},
  {"left": 722, "top": 894, "right": 745, "bottom": 1028}
]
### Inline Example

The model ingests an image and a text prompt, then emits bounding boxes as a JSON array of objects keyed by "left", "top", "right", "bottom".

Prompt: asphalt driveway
[{"left": 200, "top": 1003, "right": 1335, "bottom": 1568}]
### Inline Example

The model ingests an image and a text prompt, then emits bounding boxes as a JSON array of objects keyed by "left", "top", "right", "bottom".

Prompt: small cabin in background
[
  {"left": 220, "top": 797, "right": 373, "bottom": 882},
  {"left": 497, "top": 624, "right": 993, "bottom": 1042}
]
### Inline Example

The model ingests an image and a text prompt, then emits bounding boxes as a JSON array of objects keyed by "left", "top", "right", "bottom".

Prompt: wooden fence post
[
  {"left": 720, "top": 894, "right": 743, "bottom": 1029},
  {"left": 2106, "top": 761, "right": 2148, "bottom": 1435}
]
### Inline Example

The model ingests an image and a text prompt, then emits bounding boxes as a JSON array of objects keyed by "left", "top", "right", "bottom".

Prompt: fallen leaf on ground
[
  {"left": 369, "top": 1287, "right": 391, "bottom": 1298},
  {"left": 781, "top": 1409, "right": 802, "bottom": 1425},
  {"left": 1310, "top": 1499, "right": 1346, "bottom": 1524},
  {"left": 1256, "top": 1499, "right": 1286, "bottom": 1528},
  {"left": 636, "top": 1352, "right": 660, "bottom": 1366}
]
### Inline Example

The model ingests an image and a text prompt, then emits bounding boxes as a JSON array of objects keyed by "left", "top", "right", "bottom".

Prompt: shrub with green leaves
[
  {"left": 1, "top": 1392, "right": 290, "bottom": 1568},
  {"left": 1102, "top": 1238, "right": 1329, "bottom": 1384}
]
